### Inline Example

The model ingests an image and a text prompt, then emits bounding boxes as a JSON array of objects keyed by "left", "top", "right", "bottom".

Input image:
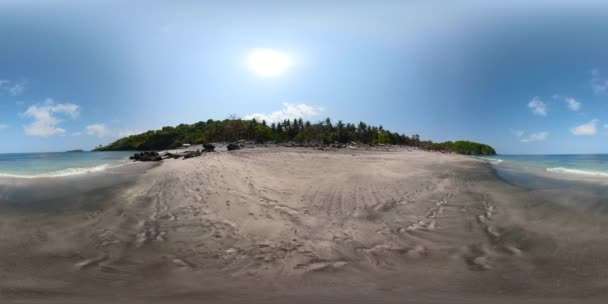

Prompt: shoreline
[
  {"left": 0, "top": 162, "right": 157, "bottom": 214},
  {"left": 1, "top": 148, "right": 607, "bottom": 303},
  {"left": 476, "top": 155, "right": 608, "bottom": 185}
]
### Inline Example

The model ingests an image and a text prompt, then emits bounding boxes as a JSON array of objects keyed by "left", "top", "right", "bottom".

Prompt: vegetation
[
  {"left": 94, "top": 117, "right": 496, "bottom": 155},
  {"left": 419, "top": 140, "right": 496, "bottom": 155}
]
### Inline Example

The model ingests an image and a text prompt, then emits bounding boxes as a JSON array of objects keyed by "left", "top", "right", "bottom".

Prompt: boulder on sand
[
  {"left": 203, "top": 143, "right": 215, "bottom": 152},
  {"left": 227, "top": 143, "right": 240, "bottom": 151}
]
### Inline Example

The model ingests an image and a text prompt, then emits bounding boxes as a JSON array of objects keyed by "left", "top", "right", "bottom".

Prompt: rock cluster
[
  {"left": 130, "top": 151, "right": 162, "bottom": 162},
  {"left": 183, "top": 150, "right": 203, "bottom": 159},
  {"left": 164, "top": 152, "right": 181, "bottom": 159}
]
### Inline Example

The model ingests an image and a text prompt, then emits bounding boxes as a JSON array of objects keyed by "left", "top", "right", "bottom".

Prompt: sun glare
[{"left": 248, "top": 49, "right": 292, "bottom": 77}]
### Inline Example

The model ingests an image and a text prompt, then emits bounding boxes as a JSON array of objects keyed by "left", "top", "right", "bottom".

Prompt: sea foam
[
  {"left": 475, "top": 157, "right": 503, "bottom": 164},
  {"left": 0, "top": 163, "right": 125, "bottom": 179},
  {"left": 546, "top": 167, "right": 608, "bottom": 177}
]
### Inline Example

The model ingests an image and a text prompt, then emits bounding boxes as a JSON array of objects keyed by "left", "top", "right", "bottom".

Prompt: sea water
[
  {"left": 0, "top": 151, "right": 135, "bottom": 178},
  {"left": 477, "top": 154, "right": 608, "bottom": 214},
  {"left": 479, "top": 154, "right": 608, "bottom": 178}
]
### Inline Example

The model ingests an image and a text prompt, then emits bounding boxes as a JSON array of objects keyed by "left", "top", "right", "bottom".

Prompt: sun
[{"left": 248, "top": 49, "right": 292, "bottom": 77}]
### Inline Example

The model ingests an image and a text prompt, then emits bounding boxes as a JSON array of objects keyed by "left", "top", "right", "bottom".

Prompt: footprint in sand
[
  {"left": 171, "top": 258, "right": 194, "bottom": 269},
  {"left": 463, "top": 245, "right": 492, "bottom": 270},
  {"left": 295, "top": 260, "right": 348, "bottom": 272},
  {"left": 75, "top": 254, "right": 109, "bottom": 270},
  {"left": 486, "top": 226, "right": 501, "bottom": 238},
  {"left": 407, "top": 245, "right": 426, "bottom": 258}
]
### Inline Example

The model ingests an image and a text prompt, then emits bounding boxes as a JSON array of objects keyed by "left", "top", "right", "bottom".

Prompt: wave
[
  {"left": 475, "top": 156, "right": 503, "bottom": 164},
  {"left": 0, "top": 162, "right": 130, "bottom": 179},
  {"left": 546, "top": 167, "right": 608, "bottom": 177}
]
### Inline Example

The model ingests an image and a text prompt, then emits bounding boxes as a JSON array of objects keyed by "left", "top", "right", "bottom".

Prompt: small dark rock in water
[
  {"left": 203, "top": 143, "right": 215, "bottom": 152},
  {"left": 227, "top": 143, "right": 240, "bottom": 151},
  {"left": 130, "top": 151, "right": 162, "bottom": 162}
]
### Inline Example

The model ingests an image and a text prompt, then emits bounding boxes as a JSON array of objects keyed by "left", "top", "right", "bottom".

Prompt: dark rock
[
  {"left": 130, "top": 151, "right": 162, "bottom": 162},
  {"left": 227, "top": 143, "right": 240, "bottom": 151},
  {"left": 163, "top": 152, "right": 181, "bottom": 159},
  {"left": 183, "top": 149, "right": 202, "bottom": 159},
  {"left": 203, "top": 143, "right": 215, "bottom": 152}
]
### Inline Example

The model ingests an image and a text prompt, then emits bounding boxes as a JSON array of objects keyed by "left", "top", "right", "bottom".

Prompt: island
[{"left": 94, "top": 117, "right": 496, "bottom": 155}]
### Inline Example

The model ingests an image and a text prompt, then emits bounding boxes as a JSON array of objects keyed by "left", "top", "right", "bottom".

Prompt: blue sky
[{"left": 1, "top": 1, "right": 608, "bottom": 154}]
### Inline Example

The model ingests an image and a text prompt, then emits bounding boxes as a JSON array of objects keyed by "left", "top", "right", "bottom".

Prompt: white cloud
[
  {"left": 244, "top": 102, "right": 324, "bottom": 124},
  {"left": 22, "top": 99, "right": 80, "bottom": 136},
  {"left": 0, "top": 79, "right": 25, "bottom": 96},
  {"left": 521, "top": 131, "right": 548, "bottom": 143},
  {"left": 116, "top": 129, "right": 142, "bottom": 137},
  {"left": 564, "top": 97, "right": 581, "bottom": 111},
  {"left": 510, "top": 128, "right": 524, "bottom": 137},
  {"left": 8, "top": 83, "right": 25, "bottom": 96},
  {"left": 85, "top": 123, "right": 112, "bottom": 138},
  {"left": 0, "top": 124, "right": 8, "bottom": 129},
  {"left": 527, "top": 97, "right": 547, "bottom": 116},
  {"left": 51, "top": 103, "right": 80, "bottom": 118},
  {"left": 591, "top": 69, "right": 608, "bottom": 95},
  {"left": 72, "top": 124, "right": 140, "bottom": 138},
  {"left": 571, "top": 119, "right": 598, "bottom": 136}
]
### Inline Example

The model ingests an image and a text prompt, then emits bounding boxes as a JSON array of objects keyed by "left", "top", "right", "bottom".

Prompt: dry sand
[{"left": 1, "top": 148, "right": 608, "bottom": 303}]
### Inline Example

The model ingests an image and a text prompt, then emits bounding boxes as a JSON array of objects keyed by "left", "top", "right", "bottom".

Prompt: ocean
[
  {"left": 0, "top": 151, "right": 135, "bottom": 178},
  {"left": 478, "top": 154, "right": 608, "bottom": 178},
  {"left": 3, "top": 152, "right": 608, "bottom": 180},
  {"left": 476, "top": 154, "right": 608, "bottom": 214}
]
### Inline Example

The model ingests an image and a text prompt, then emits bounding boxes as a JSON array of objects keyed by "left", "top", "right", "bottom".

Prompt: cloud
[
  {"left": 85, "top": 123, "right": 112, "bottom": 138},
  {"left": 591, "top": 69, "right": 608, "bottom": 95},
  {"left": 527, "top": 97, "right": 547, "bottom": 116},
  {"left": 510, "top": 128, "right": 524, "bottom": 137},
  {"left": 564, "top": 97, "right": 581, "bottom": 111},
  {"left": 0, "top": 124, "right": 8, "bottom": 130},
  {"left": 521, "top": 131, "right": 548, "bottom": 143},
  {"left": 51, "top": 103, "right": 80, "bottom": 118},
  {"left": 116, "top": 129, "right": 142, "bottom": 137},
  {"left": 571, "top": 119, "right": 598, "bottom": 136},
  {"left": 22, "top": 99, "right": 80, "bottom": 136},
  {"left": 0, "top": 79, "right": 26, "bottom": 96},
  {"left": 72, "top": 125, "right": 141, "bottom": 138},
  {"left": 244, "top": 102, "right": 324, "bottom": 124},
  {"left": 8, "top": 83, "right": 25, "bottom": 96},
  {"left": 553, "top": 94, "right": 582, "bottom": 111}
]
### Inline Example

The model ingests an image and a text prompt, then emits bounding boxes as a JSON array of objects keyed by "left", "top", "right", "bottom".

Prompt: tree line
[{"left": 95, "top": 117, "right": 495, "bottom": 155}]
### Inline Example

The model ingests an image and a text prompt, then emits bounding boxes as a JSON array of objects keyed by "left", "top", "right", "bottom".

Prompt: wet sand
[{"left": 1, "top": 148, "right": 607, "bottom": 303}]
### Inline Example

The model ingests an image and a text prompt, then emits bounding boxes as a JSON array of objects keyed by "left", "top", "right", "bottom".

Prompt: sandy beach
[{"left": 1, "top": 148, "right": 608, "bottom": 303}]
